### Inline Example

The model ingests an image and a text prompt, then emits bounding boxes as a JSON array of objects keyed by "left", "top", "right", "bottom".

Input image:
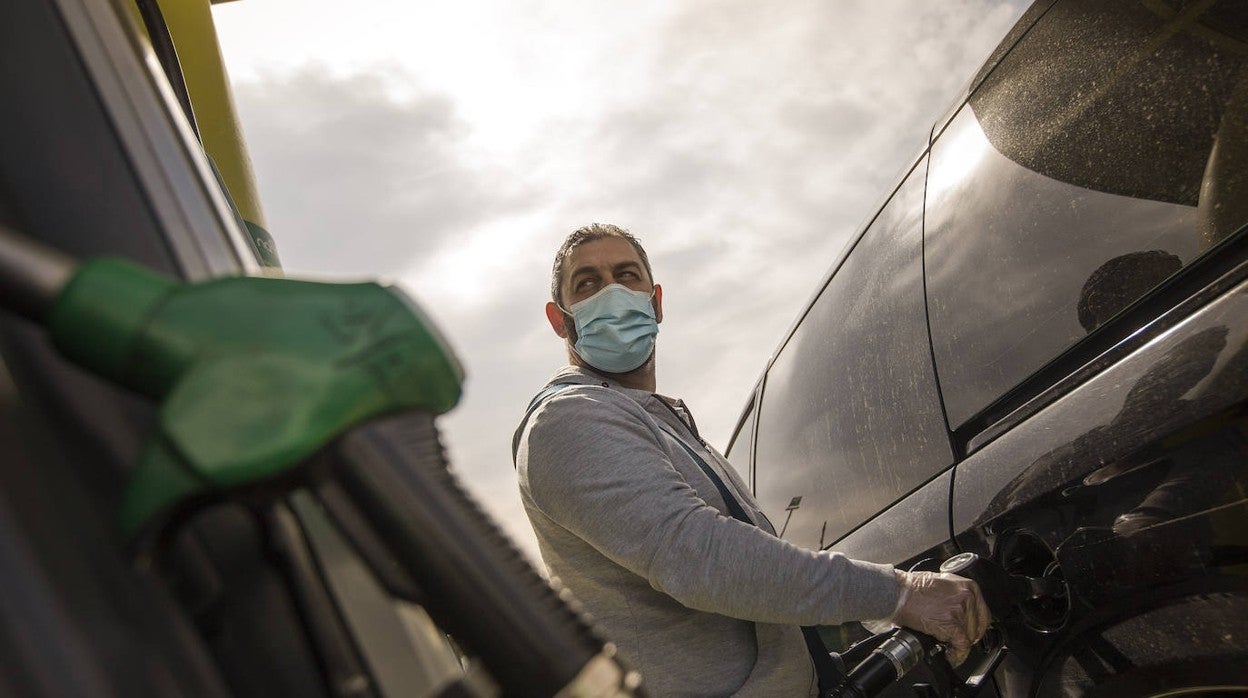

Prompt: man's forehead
[{"left": 564, "top": 238, "right": 645, "bottom": 275}]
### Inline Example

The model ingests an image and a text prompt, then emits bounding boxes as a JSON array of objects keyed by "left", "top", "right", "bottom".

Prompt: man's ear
[
  {"left": 652, "top": 284, "right": 664, "bottom": 323},
  {"left": 546, "top": 301, "right": 569, "bottom": 338}
]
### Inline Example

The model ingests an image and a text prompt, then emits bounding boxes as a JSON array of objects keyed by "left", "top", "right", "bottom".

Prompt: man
[{"left": 514, "top": 224, "right": 989, "bottom": 696}]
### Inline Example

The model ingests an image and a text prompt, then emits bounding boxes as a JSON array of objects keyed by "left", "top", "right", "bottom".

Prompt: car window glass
[
  {"left": 753, "top": 160, "right": 953, "bottom": 550},
  {"left": 924, "top": 0, "right": 1248, "bottom": 428},
  {"left": 725, "top": 393, "right": 757, "bottom": 488}
]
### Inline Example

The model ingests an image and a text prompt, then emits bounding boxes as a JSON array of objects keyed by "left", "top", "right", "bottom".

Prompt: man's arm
[{"left": 521, "top": 388, "right": 901, "bottom": 625}]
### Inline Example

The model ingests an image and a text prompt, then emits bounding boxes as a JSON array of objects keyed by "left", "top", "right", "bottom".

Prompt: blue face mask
[{"left": 563, "top": 283, "right": 659, "bottom": 374}]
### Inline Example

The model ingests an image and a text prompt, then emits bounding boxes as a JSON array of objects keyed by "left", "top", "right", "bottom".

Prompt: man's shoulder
[
  {"left": 513, "top": 370, "right": 651, "bottom": 463},
  {"left": 528, "top": 381, "right": 642, "bottom": 429}
]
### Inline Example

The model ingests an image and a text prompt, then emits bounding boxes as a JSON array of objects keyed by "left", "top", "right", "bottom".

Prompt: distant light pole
[{"left": 778, "top": 496, "right": 802, "bottom": 538}]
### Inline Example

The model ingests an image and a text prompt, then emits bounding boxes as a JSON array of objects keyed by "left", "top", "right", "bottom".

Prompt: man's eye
[{"left": 575, "top": 278, "right": 597, "bottom": 291}]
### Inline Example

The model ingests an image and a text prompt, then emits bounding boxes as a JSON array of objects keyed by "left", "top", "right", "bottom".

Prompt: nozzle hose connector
[
  {"left": 0, "top": 225, "right": 76, "bottom": 321},
  {"left": 873, "top": 631, "right": 926, "bottom": 678},
  {"left": 835, "top": 630, "right": 934, "bottom": 698}
]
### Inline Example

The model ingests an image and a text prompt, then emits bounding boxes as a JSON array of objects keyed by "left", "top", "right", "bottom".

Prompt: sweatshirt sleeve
[{"left": 520, "top": 387, "right": 901, "bottom": 625}]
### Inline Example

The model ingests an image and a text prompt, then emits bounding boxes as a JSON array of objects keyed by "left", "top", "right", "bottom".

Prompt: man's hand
[{"left": 892, "top": 570, "right": 991, "bottom": 666}]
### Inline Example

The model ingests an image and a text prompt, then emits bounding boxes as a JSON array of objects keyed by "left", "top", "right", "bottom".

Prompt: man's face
[{"left": 545, "top": 237, "right": 663, "bottom": 341}]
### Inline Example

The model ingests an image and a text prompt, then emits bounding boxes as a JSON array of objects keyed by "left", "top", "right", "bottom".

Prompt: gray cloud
[{"left": 234, "top": 69, "right": 529, "bottom": 276}]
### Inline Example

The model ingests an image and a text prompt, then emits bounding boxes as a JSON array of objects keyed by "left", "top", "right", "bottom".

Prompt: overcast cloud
[{"left": 214, "top": 0, "right": 1029, "bottom": 563}]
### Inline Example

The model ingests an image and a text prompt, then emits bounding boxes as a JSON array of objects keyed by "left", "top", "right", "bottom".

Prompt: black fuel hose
[{"left": 329, "top": 411, "right": 641, "bottom": 697}]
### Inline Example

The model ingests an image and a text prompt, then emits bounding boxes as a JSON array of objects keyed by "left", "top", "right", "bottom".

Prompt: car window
[
  {"left": 752, "top": 159, "right": 953, "bottom": 550},
  {"left": 724, "top": 388, "right": 757, "bottom": 489},
  {"left": 924, "top": 0, "right": 1248, "bottom": 428}
]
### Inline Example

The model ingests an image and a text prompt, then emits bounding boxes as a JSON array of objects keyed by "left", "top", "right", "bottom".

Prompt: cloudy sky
[{"left": 210, "top": 0, "right": 1029, "bottom": 563}]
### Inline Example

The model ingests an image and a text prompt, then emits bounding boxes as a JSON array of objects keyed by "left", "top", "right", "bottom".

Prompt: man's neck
[
  {"left": 614, "top": 365, "right": 656, "bottom": 392},
  {"left": 568, "top": 352, "right": 656, "bottom": 392}
]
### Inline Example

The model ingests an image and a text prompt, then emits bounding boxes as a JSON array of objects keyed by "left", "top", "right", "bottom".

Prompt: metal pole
[
  {"left": 0, "top": 225, "right": 77, "bottom": 322},
  {"left": 779, "top": 509, "right": 794, "bottom": 539}
]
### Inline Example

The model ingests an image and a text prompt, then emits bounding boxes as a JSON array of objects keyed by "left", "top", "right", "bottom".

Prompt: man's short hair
[{"left": 550, "top": 223, "right": 655, "bottom": 307}]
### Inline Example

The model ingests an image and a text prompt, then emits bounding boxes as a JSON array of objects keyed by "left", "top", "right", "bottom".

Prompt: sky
[{"left": 210, "top": 0, "right": 1030, "bottom": 564}]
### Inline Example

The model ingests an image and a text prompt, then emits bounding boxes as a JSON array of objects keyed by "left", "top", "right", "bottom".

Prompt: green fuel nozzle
[{"left": 44, "top": 256, "right": 463, "bottom": 539}]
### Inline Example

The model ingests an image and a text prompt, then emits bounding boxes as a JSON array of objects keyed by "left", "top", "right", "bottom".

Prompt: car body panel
[
  {"left": 829, "top": 470, "right": 956, "bottom": 569},
  {"left": 952, "top": 273, "right": 1248, "bottom": 694}
]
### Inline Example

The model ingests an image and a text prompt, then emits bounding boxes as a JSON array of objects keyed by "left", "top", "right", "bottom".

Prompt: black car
[{"left": 726, "top": 1, "right": 1248, "bottom": 695}]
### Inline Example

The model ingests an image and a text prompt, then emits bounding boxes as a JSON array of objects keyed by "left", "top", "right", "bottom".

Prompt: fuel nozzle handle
[
  {"left": 938, "top": 553, "right": 1014, "bottom": 620},
  {"left": 832, "top": 551, "right": 1048, "bottom": 698},
  {"left": 938, "top": 552, "right": 1065, "bottom": 621}
]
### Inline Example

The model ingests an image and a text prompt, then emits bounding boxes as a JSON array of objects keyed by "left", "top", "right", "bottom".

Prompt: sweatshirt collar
[{"left": 548, "top": 365, "right": 699, "bottom": 438}]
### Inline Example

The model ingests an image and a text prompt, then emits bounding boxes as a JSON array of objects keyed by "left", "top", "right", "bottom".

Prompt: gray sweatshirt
[{"left": 514, "top": 366, "right": 901, "bottom": 697}]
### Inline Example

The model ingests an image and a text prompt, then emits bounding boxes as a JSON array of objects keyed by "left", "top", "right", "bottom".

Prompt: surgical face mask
[{"left": 562, "top": 283, "right": 659, "bottom": 374}]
